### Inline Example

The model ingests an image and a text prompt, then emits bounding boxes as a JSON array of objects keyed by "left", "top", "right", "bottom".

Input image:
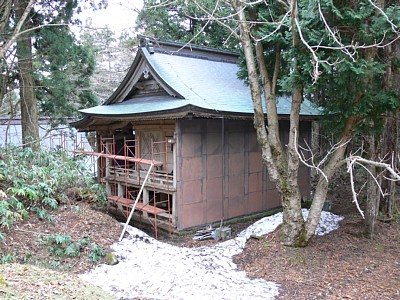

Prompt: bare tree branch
[
  {"left": 367, "top": 0, "right": 398, "bottom": 33},
  {"left": 295, "top": 128, "right": 350, "bottom": 182},
  {"left": 346, "top": 154, "right": 400, "bottom": 219},
  {"left": 348, "top": 155, "right": 400, "bottom": 181},
  {"left": 347, "top": 157, "right": 366, "bottom": 218},
  {"left": 317, "top": 1, "right": 356, "bottom": 61},
  {"left": 293, "top": 0, "right": 400, "bottom": 82}
]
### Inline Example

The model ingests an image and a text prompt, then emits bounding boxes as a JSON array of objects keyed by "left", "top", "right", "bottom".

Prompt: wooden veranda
[{"left": 73, "top": 135, "right": 175, "bottom": 238}]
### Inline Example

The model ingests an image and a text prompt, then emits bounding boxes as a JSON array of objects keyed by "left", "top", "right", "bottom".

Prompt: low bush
[
  {"left": 36, "top": 233, "right": 105, "bottom": 264},
  {"left": 0, "top": 146, "right": 106, "bottom": 227}
]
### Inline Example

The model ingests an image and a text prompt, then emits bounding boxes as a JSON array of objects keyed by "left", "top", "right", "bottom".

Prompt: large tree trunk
[
  {"left": 232, "top": 0, "right": 306, "bottom": 246},
  {"left": 15, "top": 0, "right": 39, "bottom": 150},
  {"left": 279, "top": 82, "right": 306, "bottom": 246},
  {"left": 279, "top": 0, "right": 306, "bottom": 246}
]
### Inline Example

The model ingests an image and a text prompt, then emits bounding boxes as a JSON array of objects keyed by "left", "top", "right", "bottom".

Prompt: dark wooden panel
[
  {"left": 207, "top": 133, "right": 223, "bottom": 155},
  {"left": 227, "top": 174, "right": 245, "bottom": 217},
  {"left": 228, "top": 131, "right": 244, "bottom": 154},
  {"left": 266, "top": 188, "right": 281, "bottom": 209},
  {"left": 248, "top": 172, "right": 263, "bottom": 193},
  {"left": 248, "top": 191, "right": 264, "bottom": 213},
  {"left": 249, "top": 151, "right": 263, "bottom": 173},
  {"left": 225, "top": 119, "right": 247, "bottom": 132},
  {"left": 176, "top": 117, "right": 313, "bottom": 230},
  {"left": 181, "top": 119, "right": 202, "bottom": 133},
  {"left": 206, "top": 119, "right": 223, "bottom": 133},
  {"left": 228, "top": 152, "right": 245, "bottom": 176},
  {"left": 248, "top": 131, "right": 260, "bottom": 152}
]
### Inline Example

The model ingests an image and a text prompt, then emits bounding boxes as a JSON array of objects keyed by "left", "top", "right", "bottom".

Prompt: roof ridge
[{"left": 138, "top": 35, "right": 239, "bottom": 64}]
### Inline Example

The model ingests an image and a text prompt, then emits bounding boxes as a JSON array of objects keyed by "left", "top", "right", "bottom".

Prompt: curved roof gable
[{"left": 103, "top": 49, "right": 184, "bottom": 105}]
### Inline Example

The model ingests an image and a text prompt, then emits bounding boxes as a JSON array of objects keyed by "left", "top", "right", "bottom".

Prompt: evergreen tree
[
  {"left": 136, "top": 0, "right": 238, "bottom": 50},
  {"left": 232, "top": 0, "right": 400, "bottom": 244},
  {"left": 34, "top": 25, "right": 98, "bottom": 121}
]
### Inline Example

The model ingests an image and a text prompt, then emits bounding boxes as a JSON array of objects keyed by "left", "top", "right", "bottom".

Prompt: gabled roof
[{"left": 76, "top": 37, "right": 320, "bottom": 128}]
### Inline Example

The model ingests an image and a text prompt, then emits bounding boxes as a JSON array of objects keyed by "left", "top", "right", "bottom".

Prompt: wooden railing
[{"left": 107, "top": 166, "right": 174, "bottom": 191}]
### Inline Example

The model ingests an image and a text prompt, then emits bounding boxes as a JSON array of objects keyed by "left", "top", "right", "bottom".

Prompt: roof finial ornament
[{"left": 144, "top": 37, "right": 154, "bottom": 54}]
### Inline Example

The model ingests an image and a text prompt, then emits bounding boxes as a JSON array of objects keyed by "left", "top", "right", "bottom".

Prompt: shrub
[
  {"left": 36, "top": 233, "right": 105, "bottom": 264},
  {"left": 0, "top": 146, "right": 106, "bottom": 227}
]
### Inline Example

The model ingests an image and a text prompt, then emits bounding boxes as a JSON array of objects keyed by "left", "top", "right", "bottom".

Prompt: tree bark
[
  {"left": 15, "top": 0, "right": 39, "bottom": 150},
  {"left": 279, "top": 0, "right": 306, "bottom": 246},
  {"left": 365, "top": 131, "right": 380, "bottom": 237},
  {"left": 380, "top": 37, "right": 400, "bottom": 218}
]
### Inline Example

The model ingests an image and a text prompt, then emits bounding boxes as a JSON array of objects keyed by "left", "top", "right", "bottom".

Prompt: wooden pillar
[
  {"left": 118, "top": 184, "right": 124, "bottom": 197},
  {"left": 171, "top": 193, "right": 177, "bottom": 225},
  {"left": 142, "top": 188, "right": 149, "bottom": 218}
]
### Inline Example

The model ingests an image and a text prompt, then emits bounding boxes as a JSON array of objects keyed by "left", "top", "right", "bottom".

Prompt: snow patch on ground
[{"left": 80, "top": 210, "right": 343, "bottom": 300}]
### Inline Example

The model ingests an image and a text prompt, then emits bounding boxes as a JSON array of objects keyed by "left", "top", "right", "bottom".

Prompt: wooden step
[
  {"left": 107, "top": 196, "right": 168, "bottom": 216},
  {"left": 134, "top": 202, "right": 168, "bottom": 215},
  {"left": 107, "top": 196, "right": 134, "bottom": 205}
]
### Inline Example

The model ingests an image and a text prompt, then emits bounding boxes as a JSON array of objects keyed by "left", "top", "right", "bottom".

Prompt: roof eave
[{"left": 75, "top": 104, "right": 321, "bottom": 127}]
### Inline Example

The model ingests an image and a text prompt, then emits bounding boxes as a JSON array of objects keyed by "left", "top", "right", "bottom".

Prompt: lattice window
[{"left": 140, "top": 131, "right": 165, "bottom": 167}]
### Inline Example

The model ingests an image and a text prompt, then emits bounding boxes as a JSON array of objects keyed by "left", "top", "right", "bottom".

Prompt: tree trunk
[
  {"left": 380, "top": 37, "right": 400, "bottom": 218},
  {"left": 278, "top": 82, "right": 308, "bottom": 247},
  {"left": 15, "top": 0, "right": 39, "bottom": 150},
  {"left": 365, "top": 132, "right": 380, "bottom": 237},
  {"left": 305, "top": 116, "right": 358, "bottom": 240}
]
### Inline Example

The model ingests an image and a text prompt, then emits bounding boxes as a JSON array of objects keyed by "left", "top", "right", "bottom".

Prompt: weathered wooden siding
[{"left": 175, "top": 118, "right": 312, "bottom": 230}]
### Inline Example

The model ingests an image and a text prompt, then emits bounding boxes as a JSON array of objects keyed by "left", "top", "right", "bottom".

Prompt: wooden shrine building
[{"left": 73, "top": 36, "right": 320, "bottom": 235}]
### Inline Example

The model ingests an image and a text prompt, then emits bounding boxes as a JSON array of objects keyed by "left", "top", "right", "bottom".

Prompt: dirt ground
[
  {"left": 234, "top": 212, "right": 400, "bottom": 299},
  {"left": 0, "top": 202, "right": 122, "bottom": 299},
  {"left": 1, "top": 189, "right": 399, "bottom": 299},
  {"left": 232, "top": 187, "right": 400, "bottom": 300}
]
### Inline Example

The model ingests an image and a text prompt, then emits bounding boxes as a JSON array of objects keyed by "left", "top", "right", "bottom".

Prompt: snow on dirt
[{"left": 80, "top": 209, "right": 343, "bottom": 300}]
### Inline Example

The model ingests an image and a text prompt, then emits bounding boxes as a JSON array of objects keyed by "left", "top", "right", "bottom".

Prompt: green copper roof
[{"left": 80, "top": 42, "right": 320, "bottom": 118}]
